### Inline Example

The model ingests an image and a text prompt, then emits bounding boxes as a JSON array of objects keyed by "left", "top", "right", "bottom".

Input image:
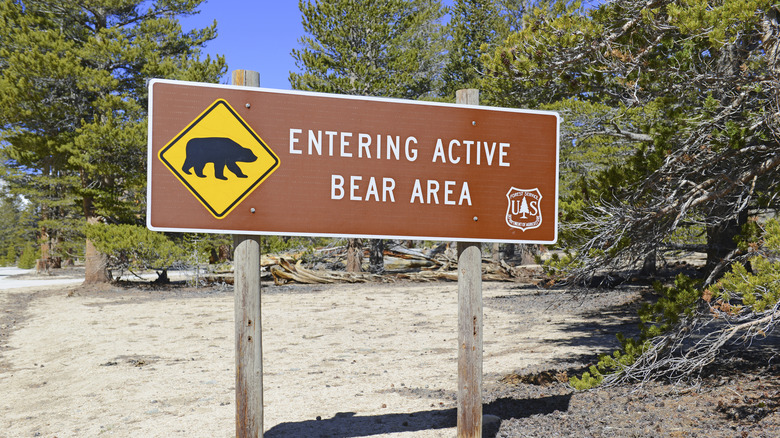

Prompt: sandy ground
[{"left": 0, "top": 277, "right": 643, "bottom": 438}]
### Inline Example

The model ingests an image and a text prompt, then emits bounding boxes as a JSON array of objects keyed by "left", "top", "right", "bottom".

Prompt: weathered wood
[
  {"left": 84, "top": 217, "right": 110, "bottom": 283},
  {"left": 346, "top": 238, "right": 363, "bottom": 273},
  {"left": 456, "top": 87, "right": 482, "bottom": 438},
  {"left": 457, "top": 242, "right": 483, "bottom": 438},
  {"left": 369, "top": 239, "right": 385, "bottom": 274},
  {"left": 456, "top": 88, "right": 480, "bottom": 106},
  {"left": 234, "top": 235, "right": 263, "bottom": 438},
  {"left": 232, "top": 69, "right": 263, "bottom": 438},
  {"left": 271, "top": 258, "right": 382, "bottom": 285},
  {"left": 232, "top": 69, "right": 260, "bottom": 87}
]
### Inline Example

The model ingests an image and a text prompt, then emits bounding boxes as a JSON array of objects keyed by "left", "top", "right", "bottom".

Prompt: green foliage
[
  {"left": 640, "top": 275, "right": 702, "bottom": 337},
  {"left": 573, "top": 218, "right": 780, "bottom": 389},
  {"left": 263, "top": 236, "right": 327, "bottom": 255},
  {"left": 710, "top": 219, "right": 780, "bottom": 314},
  {"left": 735, "top": 219, "right": 766, "bottom": 254},
  {"left": 0, "top": 177, "right": 37, "bottom": 266},
  {"left": 482, "top": 0, "right": 780, "bottom": 279},
  {"left": 570, "top": 334, "right": 649, "bottom": 390},
  {"left": 0, "top": 248, "right": 14, "bottom": 267},
  {"left": 481, "top": 0, "right": 596, "bottom": 108},
  {"left": 765, "top": 219, "right": 780, "bottom": 250},
  {"left": 441, "top": 0, "right": 508, "bottom": 97},
  {"left": 666, "top": 0, "right": 766, "bottom": 48},
  {"left": 571, "top": 274, "right": 702, "bottom": 389},
  {"left": 290, "top": 0, "right": 446, "bottom": 99},
  {"left": 85, "top": 224, "right": 185, "bottom": 276},
  {"left": 1, "top": 166, "right": 86, "bottom": 262},
  {"left": 181, "top": 233, "right": 232, "bottom": 265},
  {"left": 543, "top": 99, "right": 649, "bottom": 201},
  {"left": 475, "top": 0, "right": 780, "bottom": 388},
  {"left": 0, "top": 0, "right": 226, "bottom": 265},
  {"left": 569, "top": 367, "right": 602, "bottom": 390},
  {"left": 17, "top": 243, "right": 39, "bottom": 269},
  {"left": 541, "top": 251, "right": 581, "bottom": 279}
]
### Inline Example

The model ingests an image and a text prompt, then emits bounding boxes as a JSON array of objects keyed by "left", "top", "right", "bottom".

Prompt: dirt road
[{"left": 0, "top": 280, "right": 642, "bottom": 437}]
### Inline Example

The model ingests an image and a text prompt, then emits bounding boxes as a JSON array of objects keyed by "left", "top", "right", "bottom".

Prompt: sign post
[
  {"left": 455, "top": 89, "right": 483, "bottom": 438},
  {"left": 146, "top": 78, "right": 559, "bottom": 437},
  {"left": 230, "top": 70, "right": 264, "bottom": 438}
]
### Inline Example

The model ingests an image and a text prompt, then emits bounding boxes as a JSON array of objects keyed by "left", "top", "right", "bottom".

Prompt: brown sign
[{"left": 147, "top": 79, "right": 559, "bottom": 243}]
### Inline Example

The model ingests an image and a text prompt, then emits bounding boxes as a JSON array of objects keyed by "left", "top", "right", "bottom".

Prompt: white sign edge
[
  {"left": 146, "top": 224, "right": 559, "bottom": 245},
  {"left": 146, "top": 78, "right": 562, "bottom": 117}
]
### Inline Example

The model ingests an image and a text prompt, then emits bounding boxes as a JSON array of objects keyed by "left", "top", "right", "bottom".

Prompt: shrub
[
  {"left": 85, "top": 223, "right": 186, "bottom": 281},
  {"left": 0, "top": 245, "right": 16, "bottom": 267},
  {"left": 17, "top": 243, "right": 39, "bottom": 269},
  {"left": 570, "top": 274, "right": 702, "bottom": 390},
  {"left": 571, "top": 218, "right": 780, "bottom": 389},
  {"left": 709, "top": 218, "right": 780, "bottom": 315}
]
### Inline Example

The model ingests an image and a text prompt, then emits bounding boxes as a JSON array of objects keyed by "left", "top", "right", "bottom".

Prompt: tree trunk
[
  {"left": 346, "top": 238, "right": 363, "bottom": 273},
  {"left": 84, "top": 217, "right": 111, "bottom": 283},
  {"left": 50, "top": 233, "right": 63, "bottom": 268},
  {"left": 502, "top": 243, "right": 515, "bottom": 261},
  {"left": 517, "top": 244, "right": 536, "bottom": 265},
  {"left": 705, "top": 210, "right": 748, "bottom": 276},
  {"left": 369, "top": 239, "right": 384, "bottom": 274},
  {"left": 37, "top": 227, "right": 50, "bottom": 274},
  {"left": 640, "top": 251, "right": 657, "bottom": 277},
  {"left": 38, "top": 231, "right": 62, "bottom": 271}
]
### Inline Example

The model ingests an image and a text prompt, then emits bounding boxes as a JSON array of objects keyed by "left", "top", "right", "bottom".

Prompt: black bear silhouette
[{"left": 182, "top": 137, "right": 258, "bottom": 180}]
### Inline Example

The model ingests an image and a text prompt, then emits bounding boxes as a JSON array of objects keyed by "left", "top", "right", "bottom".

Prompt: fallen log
[
  {"left": 211, "top": 245, "right": 545, "bottom": 285},
  {"left": 383, "top": 243, "right": 445, "bottom": 266},
  {"left": 384, "top": 256, "right": 437, "bottom": 271},
  {"left": 397, "top": 270, "right": 458, "bottom": 282},
  {"left": 271, "top": 258, "right": 384, "bottom": 285}
]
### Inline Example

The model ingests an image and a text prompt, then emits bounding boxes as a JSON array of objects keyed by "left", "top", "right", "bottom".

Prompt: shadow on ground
[{"left": 264, "top": 394, "right": 571, "bottom": 437}]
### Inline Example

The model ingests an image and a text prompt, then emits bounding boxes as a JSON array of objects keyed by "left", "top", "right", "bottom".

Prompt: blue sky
[
  {"left": 179, "top": 1, "right": 304, "bottom": 90},
  {"left": 180, "top": 0, "right": 454, "bottom": 90}
]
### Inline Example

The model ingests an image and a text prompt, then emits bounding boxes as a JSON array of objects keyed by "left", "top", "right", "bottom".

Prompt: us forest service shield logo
[{"left": 506, "top": 187, "right": 543, "bottom": 231}]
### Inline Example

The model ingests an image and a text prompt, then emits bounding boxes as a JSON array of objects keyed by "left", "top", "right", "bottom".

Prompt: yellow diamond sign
[{"left": 158, "top": 99, "right": 280, "bottom": 218}]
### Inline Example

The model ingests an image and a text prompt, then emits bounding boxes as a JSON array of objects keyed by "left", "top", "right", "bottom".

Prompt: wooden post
[
  {"left": 233, "top": 69, "right": 260, "bottom": 88},
  {"left": 232, "top": 69, "right": 263, "bottom": 438},
  {"left": 456, "top": 89, "right": 482, "bottom": 438}
]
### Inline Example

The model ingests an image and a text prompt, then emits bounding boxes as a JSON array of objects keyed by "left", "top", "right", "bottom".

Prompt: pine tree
[
  {"left": 441, "top": 0, "right": 508, "bottom": 98},
  {"left": 290, "top": 0, "right": 446, "bottom": 99},
  {"left": 483, "top": 0, "right": 780, "bottom": 281},
  {"left": 0, "top": 0, "right": 226, "bottom": 281},
  {"left": 0, "top": 175, "right": 36, "bottom": 266},
  {"left": 290, "top": 0, "right": 446, "bottom": 272},
  {"left": 483, "top": 0, "right": 780, "bottom": 384}
]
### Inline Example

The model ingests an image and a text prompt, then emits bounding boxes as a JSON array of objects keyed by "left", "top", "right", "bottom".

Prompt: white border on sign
[{"left": 146, "top": 78, "right": 561, "bottom": 244}]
